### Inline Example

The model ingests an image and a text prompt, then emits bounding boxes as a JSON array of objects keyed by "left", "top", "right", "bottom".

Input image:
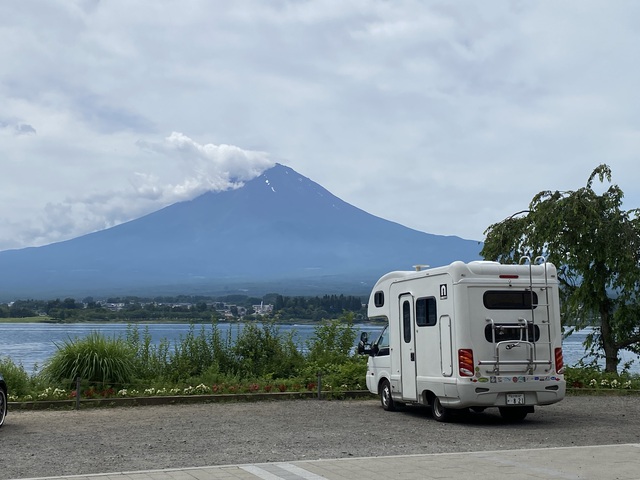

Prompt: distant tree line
[
  {"left": 0, "top": 293, "right": 366, "bottom": 322},
  {"left": 271, "top": 294, "right": 365, "bottom": 321}
]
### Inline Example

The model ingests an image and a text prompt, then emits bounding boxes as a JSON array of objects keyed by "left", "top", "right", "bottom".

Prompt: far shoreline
[{"left": 0, "top": 316, "right": 385, "bottom": 326}]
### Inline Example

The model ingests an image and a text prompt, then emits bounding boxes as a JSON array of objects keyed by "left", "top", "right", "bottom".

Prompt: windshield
[{"left": 376, "top": 325, "right": 389, "bottom": 349}]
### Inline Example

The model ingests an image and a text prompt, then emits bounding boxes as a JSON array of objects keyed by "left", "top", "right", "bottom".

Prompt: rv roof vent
[{"left": 413, "top": 264, "right": 430, "bottom": 272}]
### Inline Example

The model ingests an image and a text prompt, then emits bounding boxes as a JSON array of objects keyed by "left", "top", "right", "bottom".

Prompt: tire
[
  {"left": 0, "top": 388, "right": 6, "bottom": 428},
  {"left": 431, "top": 396, "right": 452, "bottom": 422},
  {"left": 379, "top": 379, "right": 396, "bottom": 411},
  {"left": 499, "top": 406, "right": 529, "bottom": 422}
]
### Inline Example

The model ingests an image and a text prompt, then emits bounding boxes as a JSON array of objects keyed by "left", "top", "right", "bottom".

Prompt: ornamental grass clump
[{"left": 42, "top": 331, "right": 137, "bottom": 388}]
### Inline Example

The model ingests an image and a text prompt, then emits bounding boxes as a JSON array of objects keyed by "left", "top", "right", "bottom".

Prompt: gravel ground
[{"left": 2, "top": 395, "right": 640, "bottom": 479}]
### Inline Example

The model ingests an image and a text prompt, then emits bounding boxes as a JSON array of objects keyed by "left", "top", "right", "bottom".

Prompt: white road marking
[{"left": 239, "top": 463, "right": 329, "bottom": 480}]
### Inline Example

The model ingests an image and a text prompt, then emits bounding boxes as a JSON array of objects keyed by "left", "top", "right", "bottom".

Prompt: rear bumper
[{"left": 439, "top": 375, "right": 566, "bottom": 409}]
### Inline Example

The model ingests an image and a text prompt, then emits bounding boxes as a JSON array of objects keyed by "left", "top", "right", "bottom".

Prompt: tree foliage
[{"left": 481, "top": 164, "right": 640, "bottom": 372}]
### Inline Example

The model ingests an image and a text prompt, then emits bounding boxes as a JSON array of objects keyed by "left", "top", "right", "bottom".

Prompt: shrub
[
  {"left": 233, "top": 321, "right": 304, "bottom": 379},
  {"left": 300, "top": 356, "right": 367, "bottom": 390},
  {"left": 305, "top": 314, "right": 357, "bottom": 367},
  {"left": 565, "top": 365, "right": 639, "bottom": 390},
  {"left": 0, "top": 356, "right": 34, "bottom": 397},
  {"left": 42, "top": 331, "right": 137, "bottom": 388}
]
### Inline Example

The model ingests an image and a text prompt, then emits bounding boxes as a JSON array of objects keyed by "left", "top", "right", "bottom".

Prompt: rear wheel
[
  {"left": 499, "top": 406, "right": 529, "bottom": 422},
  {"left": 0, "top": 388, "right": 7, "bottom": 428},
  {"left": 431, "top": 396, "right": 452, "bottom": 422},
  {"left": 380, "top": 379, "right": 396, "bottom": 411}
]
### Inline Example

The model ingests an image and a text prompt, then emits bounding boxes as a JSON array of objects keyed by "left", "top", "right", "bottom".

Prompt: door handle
[{"left": 411, "top": 352, "right": 415, "bottom": 361}]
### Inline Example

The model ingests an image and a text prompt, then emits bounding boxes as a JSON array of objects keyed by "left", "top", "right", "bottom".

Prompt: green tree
[{"left": 481, "top": 164, "right": 640, "bottom": 373}]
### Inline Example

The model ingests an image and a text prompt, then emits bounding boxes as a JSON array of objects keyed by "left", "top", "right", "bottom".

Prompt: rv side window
[
  {"left": 402, "top": 301, "right": 411, "bottom": 343},
  {"left": 483, "top": 290, "right": 538, "bottom": 310},
  {"left": 374, "top": 291, "right": 384, "bottom": 307},
  {"left": 416, "top": 297, "right": 437, "bottom": 326}
]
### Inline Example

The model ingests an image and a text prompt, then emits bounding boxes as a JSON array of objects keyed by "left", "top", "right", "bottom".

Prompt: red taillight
[
  {"left": 458, "top": 348, "right": 474, "bottom": 377},
  {"left": 499, "top": 274, "right": 519, "bottom": 279},
  {"left": 555, "top": 347, "right": 564, "bottom": 374}
]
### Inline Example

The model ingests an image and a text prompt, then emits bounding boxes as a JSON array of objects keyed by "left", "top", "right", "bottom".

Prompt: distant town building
[{"left": 252, "top": 302, "right": 274, "bottom": 315}]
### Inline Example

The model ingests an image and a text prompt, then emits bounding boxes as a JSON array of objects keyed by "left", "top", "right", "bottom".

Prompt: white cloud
[
  {"left": 163, "top": 132, "right": 274, "bottom": 183},
  {"left": 0, "top": 131, "right": 273, "bottom": 250},
  {"left": 1, "top": 1, "right": 639, "bottom": 251}
]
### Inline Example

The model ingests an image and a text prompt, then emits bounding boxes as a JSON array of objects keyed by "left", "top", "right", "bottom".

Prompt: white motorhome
[{"left": 358, "top": 257, "right": 566, "bottom": 421}]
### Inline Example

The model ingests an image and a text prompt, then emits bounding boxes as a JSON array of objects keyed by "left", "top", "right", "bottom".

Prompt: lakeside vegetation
[{"left": 2, "top": 314, "right": 370, "bottom": 402}]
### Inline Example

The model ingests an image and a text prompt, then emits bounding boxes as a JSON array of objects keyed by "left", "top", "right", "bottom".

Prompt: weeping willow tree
[{"left": 481, "top": 164, "right": 640, "bottom": 373}]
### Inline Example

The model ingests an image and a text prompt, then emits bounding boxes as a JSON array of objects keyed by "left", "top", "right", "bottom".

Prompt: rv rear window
[
  {"left": 416, "top": 297, "right": 437, "bottom": 326},
  {"left": 484, "top": 323, "right": 541, "bottom": 342},
  {"left": 483, "top": 290, "right": 538, "bottom": 310}
]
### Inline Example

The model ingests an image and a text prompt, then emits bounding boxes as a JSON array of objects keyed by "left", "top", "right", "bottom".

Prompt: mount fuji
[{"left": 0, "top": 164, "right": 481, "bottom": 299}]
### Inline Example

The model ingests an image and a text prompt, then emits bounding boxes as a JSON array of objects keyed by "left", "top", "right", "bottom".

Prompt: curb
[{"left": 8, "top": 390, "right": 377, "bottom": 410}]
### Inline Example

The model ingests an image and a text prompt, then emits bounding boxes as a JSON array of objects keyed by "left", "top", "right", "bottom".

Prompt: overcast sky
[{"left": 2, "top": 1, "right": 639, "bottom": 251}]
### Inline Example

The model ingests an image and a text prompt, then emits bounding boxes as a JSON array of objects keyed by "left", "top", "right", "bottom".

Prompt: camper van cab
[{"left": 358, "top": 258, "right": 566, "bottom": 422}]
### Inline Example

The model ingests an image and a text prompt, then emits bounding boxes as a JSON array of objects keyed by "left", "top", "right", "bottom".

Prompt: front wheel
[
  {"left": 431, "top": 396, "right": 452, "bottom": 422},
  {"left": 379, "top": 379, "right": 396, "bottom": 411},
  {"left": 0, "top": 389, "right": 7, "bottom": 427}
]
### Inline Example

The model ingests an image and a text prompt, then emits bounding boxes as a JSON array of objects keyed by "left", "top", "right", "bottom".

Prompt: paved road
[{"left": 14, "top": 444, "right": 640, "bottom": 480}]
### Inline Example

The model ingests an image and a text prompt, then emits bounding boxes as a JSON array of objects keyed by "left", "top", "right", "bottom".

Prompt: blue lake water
[{"left": 0, "top": 322, "right": 637, "bottom": 374}]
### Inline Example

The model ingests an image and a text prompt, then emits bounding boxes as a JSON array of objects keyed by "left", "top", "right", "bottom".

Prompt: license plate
[{"left": 506, "top": 394, "right": 525, "bottom": 405}]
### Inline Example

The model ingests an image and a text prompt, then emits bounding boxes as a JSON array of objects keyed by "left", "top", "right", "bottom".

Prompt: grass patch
[{"left": 0, "top": 316, "right": 51, "bottom": 323}]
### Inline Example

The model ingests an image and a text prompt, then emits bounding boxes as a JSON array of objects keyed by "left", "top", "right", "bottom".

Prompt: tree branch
[{"left": 615, "top": 334, "right": 640, "bottom": 350}]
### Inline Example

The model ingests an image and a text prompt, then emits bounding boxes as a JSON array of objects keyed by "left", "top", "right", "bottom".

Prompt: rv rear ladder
[{"left": 479, "top": 256, "right": 554, "bottom": 375}]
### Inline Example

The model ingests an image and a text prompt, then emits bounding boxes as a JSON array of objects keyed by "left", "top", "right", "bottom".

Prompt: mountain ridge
[{"left": 0, "top": 164, "right": 482, "bottom": 299}]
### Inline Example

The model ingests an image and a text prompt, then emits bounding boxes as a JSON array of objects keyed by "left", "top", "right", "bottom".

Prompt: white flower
[
  {"left": 194, "top": 383, "right": 210, "bottom": 394},
  {"left": 53, "top": 388, "right": 66, "bottom": 399}
]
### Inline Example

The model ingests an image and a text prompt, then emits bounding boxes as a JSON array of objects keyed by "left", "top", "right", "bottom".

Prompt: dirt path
[{"left": 2, "top": 396, "right": 640, "bottom": 479}]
